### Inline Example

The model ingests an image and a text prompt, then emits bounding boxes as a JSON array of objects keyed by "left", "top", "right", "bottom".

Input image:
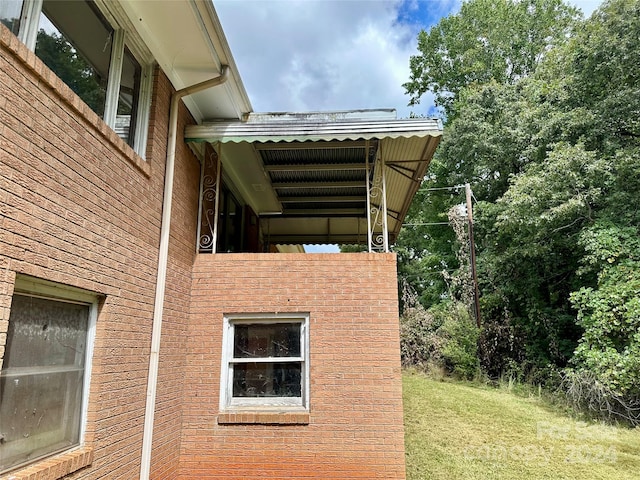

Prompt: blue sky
[{"left": 394, "top": 0, "right": 458, "bottom": 35}]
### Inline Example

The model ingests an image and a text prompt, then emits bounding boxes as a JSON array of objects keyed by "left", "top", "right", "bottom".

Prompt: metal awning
[
  {"left": 186, "top": 112, "right": 442, "bottom": 249},
  {"left": 186, "top": 117, "right": 442, "bottom": 143}
]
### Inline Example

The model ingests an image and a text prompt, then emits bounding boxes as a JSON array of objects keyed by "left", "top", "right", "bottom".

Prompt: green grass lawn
[{"left": 403, "top": 370, "right": 640, "bottom": 480}]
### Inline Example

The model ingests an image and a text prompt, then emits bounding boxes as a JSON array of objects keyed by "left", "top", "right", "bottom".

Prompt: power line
[
  {"left": 400, "top": 269, "right": 460, "bottom": 279},
  {"left": 403, "top": 222, "right": 450, "bottom": 226},
  {"left": 417, "top": 184, "right": 466, "bottom": 192},
  {"left": 416, "top": 184, "right": 479, "bottom": 205}
]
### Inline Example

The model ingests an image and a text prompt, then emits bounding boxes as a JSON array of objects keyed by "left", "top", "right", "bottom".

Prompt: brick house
[{"left": 0, "top": 1, "right": 441, "bottom": 479}]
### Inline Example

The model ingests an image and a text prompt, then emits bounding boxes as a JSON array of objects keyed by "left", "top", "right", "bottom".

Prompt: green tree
[
  {"left": 35, "top": 29, "right": 107, "bottom": 116},
  {"left": 397, "top": 0, "right": 583, "bottom": 312},
  {"left": 477, "top": 142, "right": 611, "bottom": 368},
  {"left": 399, "top": 0, "right": 640, "bottom": 398},
  {"left": 470, "top": 0, "right": 639, "bottom": 376},
  {"left": 404, "top": 0, "right": 580, "bottom": 118}
]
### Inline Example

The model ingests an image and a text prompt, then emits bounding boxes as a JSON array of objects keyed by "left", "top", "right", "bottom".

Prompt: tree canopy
[
  {"left": 403, "top": 0, "right": 580, "bottom": 118},
  {"left": 399, "top": 0, "right": 640, "bottom": 422}
]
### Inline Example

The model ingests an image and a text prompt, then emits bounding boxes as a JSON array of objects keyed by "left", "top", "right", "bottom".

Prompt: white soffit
[
  {"left": 218, "top": 142, "right": 282, "bottom": 214},
  {"left": 119, "top": 0, "right": 251, "bottom": 121}
]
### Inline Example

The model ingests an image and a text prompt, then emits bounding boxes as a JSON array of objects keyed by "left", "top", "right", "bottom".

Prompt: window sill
[
  {"left": 218, "top": 411, "right": 310, "bottom": 425},
  {"left": 0, "top": 446, "right": 93, "bottom": 480}
]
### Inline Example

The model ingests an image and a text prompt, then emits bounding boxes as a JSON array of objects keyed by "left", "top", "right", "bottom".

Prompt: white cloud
[
  {"left": 215, "top": 0, "right": 438, "bottom": 119},
  {"left": 214, "top": 0, "right": 603, "bottom": 119}
]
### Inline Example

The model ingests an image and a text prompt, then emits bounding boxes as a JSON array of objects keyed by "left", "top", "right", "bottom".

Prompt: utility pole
[{"left": 466, "top": 183, "right": 481, "bottom": 327}]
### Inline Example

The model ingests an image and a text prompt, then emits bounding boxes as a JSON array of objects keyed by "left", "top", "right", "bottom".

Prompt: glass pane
[
  {"left": 225, "top": 196, "right": 238, "bottom": 251},
  {"left": 234, "top": 323, "right": 301, "bottom": 358},
  {"left": 0, "top": 370, "right": 84, "bottom": 472},
  {"left": 218, "top": 185, "right": 243, "bottom": 253},
  {"left": 232, "top": 362, "right": 302, "bottom": 397},
  {"left": 116, "top": 48, "right": 141, "bottom": 146},
  {"left": 0, "top": 0, "right": 23, "bottom": 35},
  {"left": 0, "top": 293, "right": 89, "bottom": 472},
  {"left": 35, "top": 0, "right": 111, "bottom": 117},
  {"left": 3, "top": 295, "right": 89, "bottom": 369}
]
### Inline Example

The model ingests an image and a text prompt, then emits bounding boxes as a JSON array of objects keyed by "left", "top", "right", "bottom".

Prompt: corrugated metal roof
[
  {"left": 277, "top": 186, "right": 366, "bottom": 197},
  {"left": 259, "top": 144, "right": 366, "bottom": 165},
  {"left": 185, "top": 115, "right": 442, "bottom": 245},
  {"left": 185, "top": 118, "right": 442, "bottom": 144},
  {"left": 268, "top": 168, "right": 365, "bottom": 183}
]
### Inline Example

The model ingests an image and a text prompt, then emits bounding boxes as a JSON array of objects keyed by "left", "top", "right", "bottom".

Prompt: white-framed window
[
  {"left": 0, "top": 276, "right": 98, "bottom": 474},
  {"left": 1, "top": 0, "right": 153, "bottom": 157},
  {"left": 220, "top": 313, "right": 310, "bottom": 411}
]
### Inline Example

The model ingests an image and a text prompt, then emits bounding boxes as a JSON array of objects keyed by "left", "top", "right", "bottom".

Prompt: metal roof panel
[{"left": 185, "top": 118, "right": 442, "bottom": 143}]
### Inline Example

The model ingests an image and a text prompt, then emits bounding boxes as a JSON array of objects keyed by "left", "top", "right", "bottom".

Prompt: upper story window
[
  {"left": 35, "top": 1, "right": 111, "bottom": 118},
  {"left": 0, "top": 0, "right": 24, "bottom": 36},
  {"left": 2, "top": 0, "right": 152, "bottom": 157}
]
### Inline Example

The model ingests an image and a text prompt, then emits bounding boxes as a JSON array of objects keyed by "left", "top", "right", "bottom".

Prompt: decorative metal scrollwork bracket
[
  {"left": 366, "top": 143, "right": 389, "bottom": 253},
  {"left": 197, "top": 145, "right": 221, "bottom": 253}
]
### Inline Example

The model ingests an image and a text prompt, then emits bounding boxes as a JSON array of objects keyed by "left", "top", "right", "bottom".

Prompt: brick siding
[
  {"left": 1, "top": 20, "right": 407, "bottom": 480},
  {"left": 183, "top": 253, "right": 406, "bottom": 479},
  {"left": 0, "top": 23, "right": 200, "bottom": 479}
]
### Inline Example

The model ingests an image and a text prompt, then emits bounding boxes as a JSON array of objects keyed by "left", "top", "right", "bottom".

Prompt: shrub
[
  {"left": 561, "top": 369, "right": 640, "bottom": 426},
  {"left": 399, "top": 286, "right": 480, "bottom": 380},
  {"left": 565, "top": 224, "right": 640, "bottom": 425},
  {"left": 399, "top": 300, "right": 445, "bottom": 369},
  {"left": 477, "top": 293, "right": 525, "bottom": 379},
  {"left": 436, "top": 303, "right": 480, "bottom": 380}
]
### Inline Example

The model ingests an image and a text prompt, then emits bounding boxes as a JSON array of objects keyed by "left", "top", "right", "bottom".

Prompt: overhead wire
[{"left": 402, "top": 183, "right": 476, "bottom": 227}]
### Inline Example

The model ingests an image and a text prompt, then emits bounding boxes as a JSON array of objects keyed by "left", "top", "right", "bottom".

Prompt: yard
[{"left": 403, "top": 371, "right": 640, "bottom": 480}]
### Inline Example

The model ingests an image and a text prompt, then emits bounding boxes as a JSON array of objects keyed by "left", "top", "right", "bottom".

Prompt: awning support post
[
  {"left": 197, "top": 143, "right": 222, "bottom": 253},
  {"left": 381, "top": 153, "right": 389, "bottom": 253},
  {"left": 365, "top": 140, "right": 373, "bottom": 252},
  {"left": 366, "top": 143, "right": 389, "bottom": 252},
  {"left": 212, "top": 142, "right": 222, "bottom": 253}
]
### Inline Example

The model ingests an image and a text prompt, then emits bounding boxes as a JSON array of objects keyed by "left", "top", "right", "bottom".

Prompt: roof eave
[{"left": 119, "top": 0, "right": 251, "bottom": 121}]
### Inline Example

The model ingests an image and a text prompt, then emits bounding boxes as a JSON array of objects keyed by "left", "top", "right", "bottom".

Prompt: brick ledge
[
  {"left": 0, "top": 23, "right": 151, "bottom": 178},
  {"left": 0, "top": 446, "right": 93, "bottom": 480},
  {"left": 218, "top": 411, "right": 310, "bottom": 425}
]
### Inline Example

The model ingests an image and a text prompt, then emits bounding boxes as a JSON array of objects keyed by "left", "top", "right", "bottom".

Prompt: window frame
[
  {"left": 0, "top": 275, "right": 98, "bottom": 474},
  {"left": 13, "top": 0, "right": 153, "bottom": 158},
  {"left": 220, "top": 313, "right": 310, "bottom": 411}
]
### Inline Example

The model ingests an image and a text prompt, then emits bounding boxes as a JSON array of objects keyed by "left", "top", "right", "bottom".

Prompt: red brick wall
[
  {"left": 183, "top": 253, "right": 406, "bottom": 479},
  {"left": 0, "top": 23, "right": 199, "bottom": 479}
]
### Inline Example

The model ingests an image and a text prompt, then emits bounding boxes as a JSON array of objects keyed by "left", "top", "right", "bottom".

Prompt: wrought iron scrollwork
[
  {"left": 198, "top": 151, "right": 219, "bottom": 252},
  {"left": 367, "top": 151, "right": 389, "bottom": 253}
]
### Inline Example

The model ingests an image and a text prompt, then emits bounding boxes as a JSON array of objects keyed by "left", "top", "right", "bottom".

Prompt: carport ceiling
[{"left": 257, "top": 140, "right": 376, "bottom": 218}]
